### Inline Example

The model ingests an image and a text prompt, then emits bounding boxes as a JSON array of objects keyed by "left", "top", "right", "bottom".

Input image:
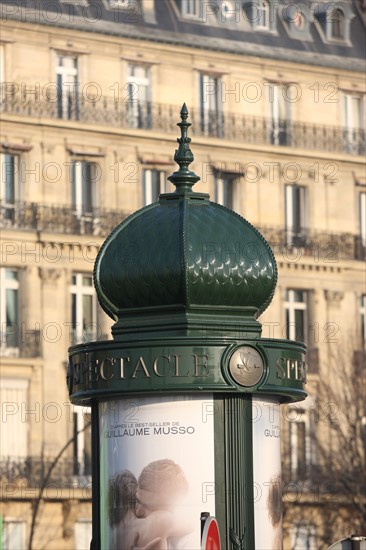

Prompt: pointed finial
[{"left": 167, "top": 104, "right": 201, "bottom": 195}]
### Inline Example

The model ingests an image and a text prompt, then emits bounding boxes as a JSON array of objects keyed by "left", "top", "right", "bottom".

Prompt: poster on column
[
  {"left": 99, "top": 395, "right": 216, "bottom": 550},
  {"left": 253, "top": 397, "right": 282, "bottom": 550}
]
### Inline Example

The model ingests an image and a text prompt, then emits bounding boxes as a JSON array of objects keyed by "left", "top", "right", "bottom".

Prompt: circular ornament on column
[{"left": 228, "top": 346, "right": 264, "bottom": 387}]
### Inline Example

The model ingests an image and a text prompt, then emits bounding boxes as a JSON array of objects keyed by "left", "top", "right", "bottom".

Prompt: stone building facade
[{"left": 0, "top": 0, "right": 365, "bottom": 548}]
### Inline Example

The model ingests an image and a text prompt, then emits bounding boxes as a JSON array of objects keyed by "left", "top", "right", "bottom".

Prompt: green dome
[{"left": 94, "top": 105, "right": 277, "bottom": 338}]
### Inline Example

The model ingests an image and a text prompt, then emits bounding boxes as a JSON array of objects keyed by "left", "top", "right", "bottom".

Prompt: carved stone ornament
[{"left": 38, "top": 267, "right": 61, "bottom": 285}]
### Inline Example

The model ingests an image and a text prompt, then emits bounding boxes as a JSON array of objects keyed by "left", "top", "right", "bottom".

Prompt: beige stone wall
[{"left": 1, "top": 12, "right": 365, "bottom": 550}]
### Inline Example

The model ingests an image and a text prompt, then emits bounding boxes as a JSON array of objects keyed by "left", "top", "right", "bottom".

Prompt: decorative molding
[
  {"left": 324, "top": 289, "right": 344, "bottom": 307},
  {"left": 38, "top": 268, "right": 61, "bottom": 285}
]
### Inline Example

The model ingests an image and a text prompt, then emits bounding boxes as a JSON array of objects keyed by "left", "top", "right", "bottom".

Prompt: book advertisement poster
[
  {"left": 253, "top": 397, "right": 282, "bottom": 550},
  {"left": 99, "top": 395, "right": 215, "bottom": 550}
]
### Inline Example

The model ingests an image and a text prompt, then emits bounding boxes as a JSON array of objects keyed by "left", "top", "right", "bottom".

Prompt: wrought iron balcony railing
[
  {"left": 0, "top": 201, "right": 128, "bottom": 237},
  {"left": 2, "top": 203, "right": 365, "bottom": 262},
  {"left": 0, "top": 455, "right": 91, "bottom": 487},
  {"left": 258, "top": 225, "right": 366, "bottom": 262},
  {"left": 1, "top": 89, "right": 365, "bottom": 155},
  {"left": 0, "top": 329, "right": 41, "bottom": 358}
]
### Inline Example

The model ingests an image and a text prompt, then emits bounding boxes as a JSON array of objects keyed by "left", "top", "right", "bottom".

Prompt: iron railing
[
  {"left": 1, "top": 90, "right": 365, "bottom": 155},
  {"left": 0, "top": 201, "right": 128, "bottom": 237},
  {"left": 0, "top": 329, "right": 41, "bottom": 358},
  {"left": 0, "top": 456, "right": 91, "bottom": 487},
  {"left": 2, "top": 203, "right": 365, "bottom": 261},
  {"left": 258, "top": 225, "right": 366, "bottom": 262}
]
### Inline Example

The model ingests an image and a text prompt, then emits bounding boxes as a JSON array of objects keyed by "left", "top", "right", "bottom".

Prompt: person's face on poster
[{"left": 135, "top": 487, "right": 181, "bottom": 519}]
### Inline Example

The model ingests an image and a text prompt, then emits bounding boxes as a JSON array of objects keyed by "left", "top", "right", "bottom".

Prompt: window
[
  {"left": 330, "top": 8, "right": 345, "bottom": 40},
  {"left": 0, "top": 268, "right": 19, "bottom": 351},
  {"left": 1, "top": 520, "right": 26, "bottom": 550},
  {"left": 75, "top": 520, "right": 92, "bottom": 550},
  {"left": 0, "top": 379, "right": 28, "bottom": 459},
  {"left": 288, "top": 407, "right": 314, "bottom": 481},
  {"left": 126, "top": 64, "right": 151, "bottom": 129},
  {"left": 256, "top": 0, "right": 270, "bottom": 30},
  {"left": 214, "top": 171, "right": 237, "bottom": 209},
  {"left": 56, "top": 54, "right": 78, "bottom": 120},
  {"left": 72, "top": 161, "right": 98, "bottom": 218},
  {"left": 0, "top": 153, "right": 19, "bottom": 223},
  {"left": 342, "top": 94, "right": 364, "bottom": 154},
  {"left": 73, "top": 407, "right": 92, "bottom": 478},
  {"left": 268, "top": 83, "right": 291, "bottom": 146},
  {"left": 285, "top": 289, "right": 308, "bottom": 343},
  {"left": 71, "top": 273, "right": 97, "bottom": 345},
  {"left": 285, "top": 185, "right": 307, "bottom": 246},
  {"left": 199, "top": 74, "right": 223, "bottom": 137},
  {"left": 290, "top": 524, "right": 317, "bottom": 550},
  {"left": 181, "top": 0, "right": 201, "bottom": 18},
  {"left": 142, "top": 169, "right": 167, "bottom": 205}
]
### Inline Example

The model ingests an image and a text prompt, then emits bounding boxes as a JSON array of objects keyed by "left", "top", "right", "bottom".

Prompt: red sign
[{"left": 201, "top": 517, "right": 221, "bottom": 550}]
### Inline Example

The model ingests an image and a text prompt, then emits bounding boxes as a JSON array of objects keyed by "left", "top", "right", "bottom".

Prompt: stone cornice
[{"left": 1, "top": 8, "right": 365, "bottom": 73}]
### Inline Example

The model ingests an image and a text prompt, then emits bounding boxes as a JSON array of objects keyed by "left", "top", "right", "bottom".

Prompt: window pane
[
  {"left": 151, "top": 170, "right": 160, "bottom": 202},
  {"left": 294, "top": 309, "right": 305, "bottom": 341},
  {"left": 6, "top": 269, "right": 18, "bottom": 281},
  {"left": 82, "top": 163, "right": 94, "bottom": 213},
  {"left": 82, "top": 295, "right": 93, "bottom": 329},
  {"left": 82, "top": 275, "right": 93, "bottom": 287},
  {"left": 6, "top": 289, "right": 18, "bottom": 325},
  {"left": 286, "top": 309, "right": 290, "bottom": 339},
  {"left": 2, "top": 522, "right": 24, "bottom": 550},
  {"left": 293, "top": 289, "right": 304, "bottom": 302},
  {"left": 72, "top": 294, "right": 77, "bottom": 330},
  {"left": 4, "top": 155, "right": 16, "bottom": 203},
  {"left": 297, "top": 421, "right": 307, "bottom": 478}
]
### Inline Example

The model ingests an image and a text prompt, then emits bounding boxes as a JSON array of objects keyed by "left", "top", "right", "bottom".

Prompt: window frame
[
  {"left": 126, "top": 64, "right": 152, "bottom": 129},
  {"left": 288, "top": 404, "right": 315, "bottom": 482},
  {"left": 268, "top": 82, "right": 292, "bottom": 146},
  {"left": 342, "top": 93, "right": 364, "bottom": 154},
  {"left": 0, "top": 152, "right": 20, "bottom": 223},
  {"left": 199, "top": 73, "right": 223, "bottom": 137},
  {"left": 285, "top": 288, "right": 309, "bottom": 344},
  {"left": 329, "top": 7, "right": 345, "bottom": 40},
  {"left": 70, "top": 273, "right": 97, "bottom": 345},
  {"left": 181, "top": 0, "right": 201, "bottom": 19},
  {"left": 0, "top": 268, "right": 20, "bottom": 353},
  {"left": 0, "top": 378, "right": 29, "bottom": 459},
  {"left": 1, "top": 518, "right": 26, "bottom": 550},
  {"left": 73, "top": 405, "right": 92, "bottom": 479},
  {"left": 56, "top": 53, "right": 79, "bottom": 120},
  {"left": 142, "top": 169, "right": 168, "bottom": 206},
  {"left": 256, "top": 0, "right": 270, "bottom": 30},
  {"left": 285, "top": 184, "right": 308, "bottom": 247},
  {"left": 214, "top": 171, "right": 238, "bottom": 209},
  {"left": 74, "top": 519, "right": 92, "bottom": 550},
  {"left": 71, "top": 160, "right": 99, "bottom": 218}
]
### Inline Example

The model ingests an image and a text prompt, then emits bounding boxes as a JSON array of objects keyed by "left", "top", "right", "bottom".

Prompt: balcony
[
  {"left": 258, "top": 225, "right": 366, "bottom": 262},
  {"left": 2, "top": 204, "right": 365, "bottom": 262},
  {"left": 0, "top": 329, "right": 41, "bottom": 358},
  {"left": 1, "top": 89, "right": 365, "bottom": 155},
  {"left": 0, "top": 455, "right": 91, "bottom": 488},
  {"left": 0, "top": 201, "right": 128, "bottom": 237}
]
